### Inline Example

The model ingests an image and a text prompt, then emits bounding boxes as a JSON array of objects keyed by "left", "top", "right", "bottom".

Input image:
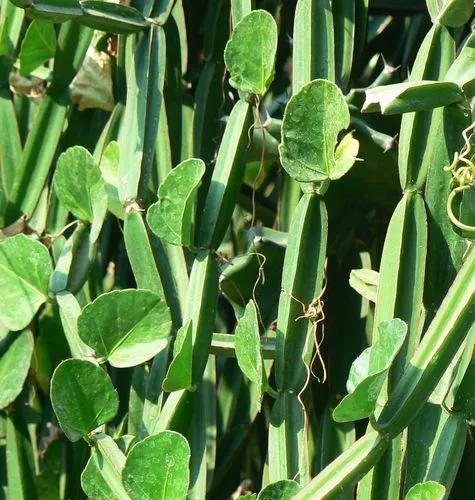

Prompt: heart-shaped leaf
[
  {"left": 235, "top": 300, "right": 264, "bottom": 407},
  {"left": 53, "top": 146, "right": 108, "bottom": 242},
  {"left": 333, "top": 319, "right": 407, "bottom": 423},
  {"left": 146, "top": 158, "right": 205, "bottom": 247},
  {"left": 405, "top": 481, "right": 445, "bottom": 500},
  {"left": 78, "top": 289, "right": 172, "bottom": 368},
  {"left": 224, "top": 10, "right": 278, "bottom": 96},
  {"left": 122, "top": 431, "right": 190, "bottom": 500},
  {"left": 257, "top": 480, "right": 300, "bottom": 500},
  {"left": 162, "top": 320, "right": 193, "bottom": 392},
  {"left": 19, "top": 20, "right": 56, "bottom": 76},
  {"left": 0, "top": 330, "right": 34, "bottom": 409},
  {"left": 279, "top": 79, "right": 358, "bottom": 183},
  {"left": 0, "top": 234, "right": 52, "bottom": 331},
  {"left": 51, "top": 359, "right": 119, "bottom": 442}
]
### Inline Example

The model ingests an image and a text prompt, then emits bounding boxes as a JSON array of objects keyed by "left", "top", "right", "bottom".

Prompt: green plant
[{"left": 0, "top": 0, "right": 474, "bottom": 499}]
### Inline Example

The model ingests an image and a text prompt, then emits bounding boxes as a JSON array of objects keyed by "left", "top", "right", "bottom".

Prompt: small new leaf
[
  {"left": 332, "top": 132, "right": 360, "bottom": 180},
  {"left": 405, "top": 481, "right": 445, "bottom": 500},
  {"left": 349, "top": 268, "right": 379, "bottom": 303},
  {"left": 98, "top": 141, "right": 125, "bottom": 220},
  {"left": 235, "top": 300, "right": 264, "bottom": 408},
  {"left": 162, "top": 320, "right": 193, "bottom": 392},
  {"left": 257, "top": 480, "right": 300, "bottom": 499}
]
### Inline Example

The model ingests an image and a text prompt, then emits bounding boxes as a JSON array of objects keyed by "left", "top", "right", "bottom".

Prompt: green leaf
[
  {"left": 53, "top": 146, "right": 108, "bottom": 242},
  {"left": 0, "top": 234, "right": 52, "bottom": 331},
  {"left": 0, "top": 331, "right": 34, "bottom": 409},
  {"left": 257, "top": 480, "right": 300, "bottom": 499},
  {"left": 224, "top": 9, "right": 278, "bottom": 96},
  {"left": 332, "top": 319, "right": 407, "bottom": 423},
  {"left": 362, "top": 81, "right": 464, "bottom": 115},
  {"left": 98, "top": 141, "right": 125, "bottom": 219},
  {"left": 51, "top": 359, "right": 119, "bottom": 442},
  {"left": 81, "top": 435, "right": 136, "bottom": 499},
  {"left": 445, "top": 32, "right": 475, "bottom": 97},
  {"left": 122, "top": 431, "right": 190, "bottom": 499},
  {"left": 19, "top": 20, "right": 56, "bottom": 76},
  {"left": 146, "top": 158, "right": 205, "bottom": 247},
  {"left": 439, "top": 0, "right": 473, "bottom": 27},
  {"left": 78, "top": 289, "right": 172, "bottom": 368},
  {"left": 279, "top": 79, "right": 358, "bottom": 183},
  {"left": 235, "top": 301, "right": 263, "bottom": 406},
  {"left": 81, "top": 452, "right": 117, "bottom": 499},
  {"left": 405, "top": 481, "right": 445, "bottom": 500},
  {"left": 162, "top": 320, "right": 193, "bottom": 392},
  {"left": 349, "top": 268, "right": 379, "bottom": 303}
]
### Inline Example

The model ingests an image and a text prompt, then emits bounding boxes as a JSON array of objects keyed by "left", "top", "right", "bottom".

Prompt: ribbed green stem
[
  {"left": 295, "top": 431, "right": 389, "bottom": 499},
  {"left": 377, "top": 246, "right": 475, "bottom": 436},
  {"left": 362, "top": 19, "right": 456, "bottom": 497}
]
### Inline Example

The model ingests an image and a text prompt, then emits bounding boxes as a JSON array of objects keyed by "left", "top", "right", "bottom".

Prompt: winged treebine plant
[{"left": 0, "top": 0, "right": 474, "bottom": 498}]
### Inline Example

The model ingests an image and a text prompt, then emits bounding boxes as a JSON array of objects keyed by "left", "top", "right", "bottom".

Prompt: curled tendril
[
  {"left": 445, "top": 122, "right": 475, "bottom": 232},
  {"left": 447, "top": 185, "right": 475, "bottom": 232}
]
